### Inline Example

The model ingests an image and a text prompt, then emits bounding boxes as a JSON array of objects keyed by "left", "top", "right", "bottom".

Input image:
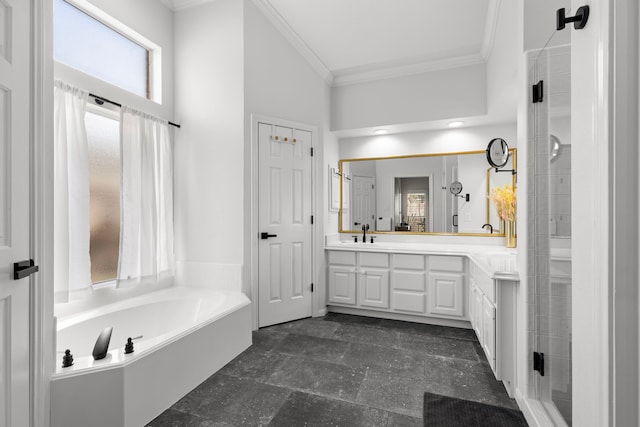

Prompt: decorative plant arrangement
[{"left": 491, "top": 184, "right": 517, "bottom": 247}]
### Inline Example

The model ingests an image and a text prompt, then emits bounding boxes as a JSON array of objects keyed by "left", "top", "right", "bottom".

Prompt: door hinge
[
  {"left": 311, "top": 147, "right": 314, "bottom": 156},
  {"left": 532, "top": 80, "right": 544, "bottom": 103},
  {"left": 533, "top": 352, "right": 545, "bottom": 376},
  {"left": 311, "top": 215, "right": 314, "bottom": 224},
  {"left": 311, "top": 283, "right": 314, "bottom": 292}
]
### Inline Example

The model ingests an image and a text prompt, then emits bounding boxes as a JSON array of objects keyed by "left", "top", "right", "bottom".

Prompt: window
[
  {"left": 54, "top": 0, "right": 155, "bottom": 99},
  {"left": 85, "top": 109, "right": 121, "bottom": 283},
  {"left": 406, "top": 192, "right": 427, "bottom": 232}
]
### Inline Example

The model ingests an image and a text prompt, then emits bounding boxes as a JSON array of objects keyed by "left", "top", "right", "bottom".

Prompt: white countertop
[{"left": 325, "top": 240, "right": 519, "bottom": 281}]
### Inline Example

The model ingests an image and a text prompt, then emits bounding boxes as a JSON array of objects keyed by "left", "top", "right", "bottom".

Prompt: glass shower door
[{"left": 529, "top": 20, "right": 573, "bottom": 427}]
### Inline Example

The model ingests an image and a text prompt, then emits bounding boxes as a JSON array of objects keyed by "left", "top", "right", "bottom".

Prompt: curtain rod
[{"left": 89, "top": 93, "right": 181, "bottom": 129}]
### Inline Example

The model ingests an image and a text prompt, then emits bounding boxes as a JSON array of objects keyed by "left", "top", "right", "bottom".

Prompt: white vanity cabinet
[
  {"left": 327, "top": 250, "right": 467, "bottom": 321},
  {"left": 469, "top": 262, "right": 498, "bottom": 370},
  {"left": 468, "top": 261, "right": 517, "bottom": 396}
]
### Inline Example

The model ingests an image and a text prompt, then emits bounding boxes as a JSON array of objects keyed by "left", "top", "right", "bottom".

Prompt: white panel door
[
  {"left": 427, "top": 273, "right": 464, "bottom": 317},
  {"left": 351, "top": 175, "right": 375, "bottom": 230},
  {"left": 258, "top": 123, "right": 312, "bottom": 327},
  {"left": 0, "top": 0, "right": 32, "bottom": 425},
  {"left": 358, "top": 268, "right": 389, "bottom": 309}
]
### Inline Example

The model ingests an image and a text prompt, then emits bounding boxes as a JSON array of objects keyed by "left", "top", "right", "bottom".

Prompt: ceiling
[
  {"left": 163, "top": 0, "right": 515, "bottom": 136},
  {"left": 260, "top": 0, "right": 495, "bottom": 85},
  {"left": 165, "top": 0, "right": 499, "bottom": 87}
]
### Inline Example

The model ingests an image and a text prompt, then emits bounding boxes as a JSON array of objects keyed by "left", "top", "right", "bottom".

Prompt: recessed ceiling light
[
  {"left": 448, "top": 121, "right": 464, "bottom": 128},
  {"left": 373, "top": 129, "right": 389, "bottom": 135}
]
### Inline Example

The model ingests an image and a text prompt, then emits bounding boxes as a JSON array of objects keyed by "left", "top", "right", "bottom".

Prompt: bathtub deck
[{"left": 148, "top": 313, "right": 521, "bottom": 425}]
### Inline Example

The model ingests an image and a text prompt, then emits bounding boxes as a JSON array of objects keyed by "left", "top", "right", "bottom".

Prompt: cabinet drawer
[
  {"left": 392, "top": 270, "right": 425, "bottom": 292},
  {"left": 392, "top": 291, "right": 426, "bottom": 314},
  {"left": 429, "top": 255, "right": 464, "bottom": 272},
  {"left": 392, "top": 254, "right": 425, "bottom": 270},
  {"left": 328, "top": 251, "right": 356, "bottom": 266},
  {"left": 360, "top": 252, "right": 389, "bottom": 268}
]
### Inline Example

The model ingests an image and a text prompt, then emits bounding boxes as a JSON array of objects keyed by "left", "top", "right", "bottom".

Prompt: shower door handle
[{"left": 13, "top": 259, "right": 39, "bottom": 280}]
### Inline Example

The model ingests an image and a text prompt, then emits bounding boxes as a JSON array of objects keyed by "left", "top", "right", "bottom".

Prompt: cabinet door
[
  {"left": 473, "top": 285, "right": 483, "bottom": 338},
  {"left": 328, "top": 266, "right": 356, "bottom": 305},
  {"left": 427, "top": 273, "right": 464, "bottom": 317},
  {"left": 358, "top": 268, "right": 389, "bottom": 309},
  {"left": 482, "top": 295, "right": 497, "bottom": 371}
]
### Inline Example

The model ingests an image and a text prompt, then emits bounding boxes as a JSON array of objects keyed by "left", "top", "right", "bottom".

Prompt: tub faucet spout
[
  {"left": 92, "top": 326, "right": 113, "bottom": 360},
  {"left": 482, "top": 223, "right": 493, "bottom": 233}
]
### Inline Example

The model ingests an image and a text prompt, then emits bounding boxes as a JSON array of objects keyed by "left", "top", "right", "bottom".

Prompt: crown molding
[
  {"left": 251, "top": 0, "right": 334, "bottom": 85},
  {"left": 171, "top": 0, "right": 221, "bottom": 12},
  {"left": 157, "top": 0, "right": 174, "bottom": 10},
  {"left": 332, "top": 54, "right": 486, "bottom": 87},
  {"left": 481, "top": 0, "right": 501, "bottom": 60}
]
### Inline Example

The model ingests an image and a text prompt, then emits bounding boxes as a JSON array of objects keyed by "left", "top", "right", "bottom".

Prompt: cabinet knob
[
  {"left": 274, "top": 135, "right": 279, "bottom": 141},
  {"left": 292, "top": 138, "right": 297, "bottom": 144},
  {"left": 284, "top": 137, "right": 289, "bottom": 142}
]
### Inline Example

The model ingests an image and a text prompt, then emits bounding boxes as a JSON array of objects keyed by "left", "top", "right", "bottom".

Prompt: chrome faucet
[
  {"left": 482, "top": 223, "right": 493, "bottom": 233},
  {"left": 362, "top": 224, "right": 369, "bottom": 242}
]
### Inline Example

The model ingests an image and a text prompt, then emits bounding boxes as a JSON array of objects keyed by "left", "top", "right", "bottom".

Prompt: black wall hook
[{"left": 557, "top": 6, "right": 589, "bottom": 31}]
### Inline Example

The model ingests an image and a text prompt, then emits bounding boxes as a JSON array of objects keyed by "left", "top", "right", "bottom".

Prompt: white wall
[
  {"left": 173, "top": 0, "right": 245, "bottom": 283},
  {"left": 55, "top": 0, "right": 175, "bottom": 120},
  {"left": 523, "top": 0, "right": 571, "bottom": 52},
  {"left": 331, "top": 63, "right": 487, "bottom": 132},
  {"left": 486, "top": 0, "right": 520, "bottom": 122},
  {"left": 339, "top": 123, "right": 516, "bottom": 159},
  {"left": 243, "top": 0, "right": 330, "bottom": 315}
]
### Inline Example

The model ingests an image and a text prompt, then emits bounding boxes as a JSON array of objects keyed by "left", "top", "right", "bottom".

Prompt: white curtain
[
  {"left": 53, "top": 81, "right": 91, "bottom": 302},
  {"left": 118, "top": 107, "right": 175, "bottom": 287}
]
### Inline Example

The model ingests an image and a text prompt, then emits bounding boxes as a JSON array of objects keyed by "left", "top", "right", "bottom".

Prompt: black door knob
[{"left": 261, "top": 232, "right": 278, "bottom": 240}]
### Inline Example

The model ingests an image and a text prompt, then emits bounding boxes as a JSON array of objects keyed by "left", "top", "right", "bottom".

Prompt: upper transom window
[{"left": 53, "top": 0, "right": 160, "bottom": 101}]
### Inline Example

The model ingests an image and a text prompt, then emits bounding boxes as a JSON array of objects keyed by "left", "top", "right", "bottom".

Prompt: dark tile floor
[{"left": 148, "top": 313, "right": 521, "bottom": 426}]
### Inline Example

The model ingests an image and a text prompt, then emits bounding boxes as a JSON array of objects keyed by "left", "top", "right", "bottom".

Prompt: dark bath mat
[{"left": 423, "top": 392, "right": 528, "bottom": 427}]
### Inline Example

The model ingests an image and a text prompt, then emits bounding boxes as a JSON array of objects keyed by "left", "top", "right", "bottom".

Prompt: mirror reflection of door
[
  {"left": 394, "top": 177, "right": 431, "bottom": 232},
  {"left": 351, "top": 175, "right": 375, "bottom": 230},
  {"left": 450, "top": 166, "right": 459, "bottom": 233}
]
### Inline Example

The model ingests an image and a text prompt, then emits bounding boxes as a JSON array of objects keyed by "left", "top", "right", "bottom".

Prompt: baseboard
[
  {"left": 327, "top": 305, "right": 472, "bottom": 329},
  {"left": 515, "top": 389, "right": 557, "bottom": 427}
]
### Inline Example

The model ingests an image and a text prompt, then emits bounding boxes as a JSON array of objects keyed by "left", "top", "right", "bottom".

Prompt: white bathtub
[{"left": 51, "top": 287, "right": 252, "bottom": 427}]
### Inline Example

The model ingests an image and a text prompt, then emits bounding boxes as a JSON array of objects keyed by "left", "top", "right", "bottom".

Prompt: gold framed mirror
[{"left": 339, "top": 148, "right": 516, "bottom": 236}]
